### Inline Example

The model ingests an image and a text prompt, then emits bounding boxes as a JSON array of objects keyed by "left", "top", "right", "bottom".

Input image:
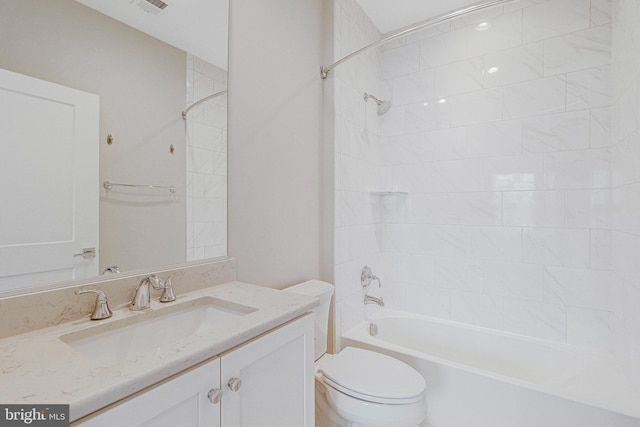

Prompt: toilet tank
[{"left": 284, "top": 280, "right": 334, "bottom": 360}]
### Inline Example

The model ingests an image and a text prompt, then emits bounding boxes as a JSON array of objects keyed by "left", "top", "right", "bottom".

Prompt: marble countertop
[{"left": 0, "top": 282, "right": 317, "bottom": 421}]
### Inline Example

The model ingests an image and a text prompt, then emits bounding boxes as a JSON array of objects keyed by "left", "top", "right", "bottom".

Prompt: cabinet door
[
  {"left": 221, "top": 314, "right": 314, "bottom": 427},
  {"left": 75, "top": 359, "right": 221, "bottom": 427}
]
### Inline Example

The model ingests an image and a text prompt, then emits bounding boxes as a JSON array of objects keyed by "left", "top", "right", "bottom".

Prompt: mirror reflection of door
[
  {"left": 0, "top": 69, "right": 99, "bottom": 292},
  {"left": 0, "top": 0, "right": 228, "bottom": 295}
]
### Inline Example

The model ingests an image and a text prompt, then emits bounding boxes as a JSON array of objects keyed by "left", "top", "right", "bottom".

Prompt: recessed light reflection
[
  {"left": 487, "top": 67, "right": 499, "bottom": 74},
  {"left": 423, "top": 99, "right": 446, "bottom": 106},
  {"left": 475, "top": 22, "right": 491, "bottom": 31}
]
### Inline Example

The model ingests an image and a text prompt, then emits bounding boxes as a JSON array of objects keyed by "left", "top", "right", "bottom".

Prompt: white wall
[{"left": 227, "top": 0, "right": 326, "bottom": 287}]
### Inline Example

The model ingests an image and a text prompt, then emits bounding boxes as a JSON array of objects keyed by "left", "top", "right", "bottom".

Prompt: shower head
[
  {"left": 363, "top": 93, "right": 392, "bottom": 116},
  {"left": 376, "top": 99, "right": 392, "bottom": 115}
]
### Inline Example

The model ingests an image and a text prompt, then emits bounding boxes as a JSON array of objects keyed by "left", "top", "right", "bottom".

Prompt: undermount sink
[{"left": 60, "top": 296, "right": 257, "bottom": 365}]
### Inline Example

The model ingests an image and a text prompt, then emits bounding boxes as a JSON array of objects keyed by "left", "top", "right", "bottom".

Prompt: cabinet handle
[
  {"left": 208, "top": 388, "right": 222, "bottom": 404},
  {"left": 227, "top": 377, "right": 242, "bottom": 392}
]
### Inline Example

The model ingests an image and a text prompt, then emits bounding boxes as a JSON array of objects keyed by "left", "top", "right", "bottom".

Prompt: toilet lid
[{"left": 320, "top": 347, "right": 426, "bottom": 404}]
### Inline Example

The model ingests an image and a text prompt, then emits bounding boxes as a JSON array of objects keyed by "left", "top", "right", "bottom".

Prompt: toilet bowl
[
  {"left": 315, "top": 347, "right": 427, "bottom": 427},
  {"left": 285, "top": 280, "right": 427, "bottom": 427}
]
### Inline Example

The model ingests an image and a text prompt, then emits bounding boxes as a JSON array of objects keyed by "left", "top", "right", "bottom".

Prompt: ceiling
[
  {"left": 355, "top": 0, "right": 483, "bottom": 34},
  {"left": 75, "top": 0, "right": 228, "bottom": 70},
  {"left": 75, "top": 0, "right": 489, "bottom": 69}
]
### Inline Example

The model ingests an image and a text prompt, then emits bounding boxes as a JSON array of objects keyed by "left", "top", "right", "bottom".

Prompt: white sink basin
[{"left": 60, "top": 297, "right": 257, "bottom": 365}]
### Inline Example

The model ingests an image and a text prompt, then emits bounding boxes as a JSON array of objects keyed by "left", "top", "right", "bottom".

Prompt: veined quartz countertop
[{"left": 0, "top": 282, "right": 317, "bottom": 421}]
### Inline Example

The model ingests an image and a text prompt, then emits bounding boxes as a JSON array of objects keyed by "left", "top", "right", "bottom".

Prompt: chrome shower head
[
  {"left": 376, "top": 99, "right": 392, "bottom": 115},
  {"left": 363, "top": 93, "right": 392, "bottom": 116}
]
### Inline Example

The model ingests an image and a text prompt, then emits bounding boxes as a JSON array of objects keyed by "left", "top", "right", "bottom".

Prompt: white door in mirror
[{"left": 0, "top": 68, "right": 99, "bottom": 293}]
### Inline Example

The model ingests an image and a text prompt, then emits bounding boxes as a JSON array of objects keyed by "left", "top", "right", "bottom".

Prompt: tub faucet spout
[{"left": 364, "top": 294, "right": 384, "bottom": 306}]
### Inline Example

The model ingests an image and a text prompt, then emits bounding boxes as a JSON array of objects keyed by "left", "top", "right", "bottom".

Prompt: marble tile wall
[
  {"left": 185, "top": 55, "right": 228, "bottom": 261},
  {"left": 612, "top": 0, "right": 640, "bottom": 393},
  {"left": 332, "top": 0, "right": 388, "bottom": 348},
  {"left": 334, "top": 0, "right": 618, "bottom": 353}
]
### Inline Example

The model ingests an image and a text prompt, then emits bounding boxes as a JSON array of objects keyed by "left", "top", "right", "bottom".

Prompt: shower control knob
[
  {"left": 208, "top": 388, "right": 222, "bottom": 404},
  {"left": 227, "top": 377, "right": 242, "bottom": 392}
]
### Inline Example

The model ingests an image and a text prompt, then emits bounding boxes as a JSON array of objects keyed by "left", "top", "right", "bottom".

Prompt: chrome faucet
[
  {"left": 362, "top": 266, "right": 384, "bottom": 306},
  {"left": 76, "top": 289, "right": 113, "bottom": 320},
  {"left": 131, "top": 275, "right": 161, "bottom": 311},
  {"left": 364, "top": 294, "right": 384, "bottom": 306},
  {"left": 131, "top": 273, "right": 181, "bottom": 310}
]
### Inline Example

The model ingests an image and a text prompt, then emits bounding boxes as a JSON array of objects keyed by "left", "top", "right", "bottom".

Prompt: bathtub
[{"left": 341, "top": 309, "right": 640, "bottom": 427}]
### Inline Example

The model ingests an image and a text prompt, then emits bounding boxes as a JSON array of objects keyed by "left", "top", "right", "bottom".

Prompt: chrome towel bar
[{"left": 103, "top": 181, "right": 176, "bottom": 194}]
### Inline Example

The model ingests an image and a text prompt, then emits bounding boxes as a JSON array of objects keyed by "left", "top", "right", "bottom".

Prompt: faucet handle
[
  {"left": 76, "top": 289, "right": 113, "bottom": 320},
  {"left": 159, "top": 272, "right": 182, "bottom": 303},
  {"left": 361, "top": 266, "right": 382, "bottom": 288}
]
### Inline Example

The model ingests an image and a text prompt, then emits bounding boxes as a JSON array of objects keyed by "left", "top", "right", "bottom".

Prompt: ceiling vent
[{"left": 136, "top": 0, "right": 168, "bottom": 15}]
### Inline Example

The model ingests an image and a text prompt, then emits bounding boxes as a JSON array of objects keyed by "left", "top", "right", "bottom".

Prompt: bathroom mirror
[{"left": 0, "top": 0, "right": 228, "bottom": 296}]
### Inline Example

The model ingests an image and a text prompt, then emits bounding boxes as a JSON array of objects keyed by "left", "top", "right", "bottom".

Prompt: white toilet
[{"left": 285, "top": 280, "right": 427, "bottom": 427}]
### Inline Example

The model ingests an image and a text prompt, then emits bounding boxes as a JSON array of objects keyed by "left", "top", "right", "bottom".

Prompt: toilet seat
[{"left": 319, "top": 347, "right": 426, "bottom": 404}]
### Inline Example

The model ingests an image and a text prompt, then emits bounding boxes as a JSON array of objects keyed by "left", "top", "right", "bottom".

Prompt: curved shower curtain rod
[
  {"left": 182, "top": 89, "right": 228, "bottom": 119},
  {"left": 320, "top": 0, "right": 518, "bottom": 79}
]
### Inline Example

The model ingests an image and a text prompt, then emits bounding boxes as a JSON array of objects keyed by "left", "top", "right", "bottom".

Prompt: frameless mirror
[{"left": 0, "top": 0, "right": 228, "bottom": 296}]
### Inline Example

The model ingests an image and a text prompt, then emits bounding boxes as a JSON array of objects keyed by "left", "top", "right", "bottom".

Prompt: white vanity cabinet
[
  {"left": 221, "top": 312, "right": 314, "bottom": 426},
  {"left": 75, "top": 359, "right": 221, "bottom": 427},
  {"left": 74, "top": 314, "right": 314, "bottom": 427}
]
